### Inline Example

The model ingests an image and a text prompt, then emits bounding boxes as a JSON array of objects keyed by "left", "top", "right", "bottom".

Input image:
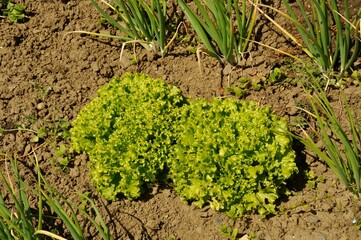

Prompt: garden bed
[{"left": 1, "top": 0, "right": 361, "bottom": 239}]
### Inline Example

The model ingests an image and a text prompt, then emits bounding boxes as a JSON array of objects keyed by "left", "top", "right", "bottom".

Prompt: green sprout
[{"left": 0, "top": 0, "right": 26, "bottom": 23}]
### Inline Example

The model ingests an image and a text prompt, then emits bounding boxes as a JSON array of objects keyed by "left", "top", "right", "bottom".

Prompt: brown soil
[{"left": 1, "top": 0, "right": 361, "bottom": 239}]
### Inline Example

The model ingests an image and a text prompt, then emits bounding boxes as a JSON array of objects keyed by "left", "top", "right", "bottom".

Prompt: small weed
[
  {"left": 0, "top": 123, "right": 46, "bottom": 143},
  {"left": 295, "top": 169, "right": 325, "bottom": 190},
  {"left": 227, "top": 76, "right": 264, "bottom": 97},
  {"left": 228, "top": 67, "right": 289, "bottom": 98},
  {"left": 54, "top": 143, "right": 73, "bottom": 170},
  {"left": 52, "top": 119, "right": 71, "bottom": 139},
  {"left": 30, "top": 126, "right": 47, "bottom": 143},
  {"left": 1, "top": 115, "right": 71, "bottom": 149},
  {"left": 220, "top": 225, "right": 239, "bottom": 240},
  {"left": 30, "top": 81, "right": 52, "bottom": 100},
  {"left": 0, "top": 0, "right": 27, "bottom": 23},
  {"left": 268, "top": 67, "right": 287, "bottom": 84},
  {"left": 31, "top": 117, "right": 70, "bottom": 142},
  {"left": 227, "top": 77, "right": 251, "bottom": 98},
  {"left": 351, "top": 70, "right": 361, "bottom": 83},
  {"left": 98, "top": 17, "right": 108, "bottom": 26}
]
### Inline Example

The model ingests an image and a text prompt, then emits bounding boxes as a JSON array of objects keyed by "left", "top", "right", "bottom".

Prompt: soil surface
[{"left": 1, "top": 0, "right": 361, "bottom": 239}]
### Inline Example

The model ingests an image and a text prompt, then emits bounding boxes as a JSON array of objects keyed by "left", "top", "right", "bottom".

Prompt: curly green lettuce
[
  {"left": 169, "top": 98, "right": 297, "bottom": 217},
  {"left": 70, "top": 73, "right": 186, "bottom": 200}
]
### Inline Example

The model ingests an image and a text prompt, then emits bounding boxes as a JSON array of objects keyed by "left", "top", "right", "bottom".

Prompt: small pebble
[
  {"left": 305, "top": 215, "right": 319, "bottom": 224},
  {"left": 69, "top": 168, "right": 80, "bottom": 178},
  {"left": 37, "top": 102, "right": 45, "bottom": 110}
]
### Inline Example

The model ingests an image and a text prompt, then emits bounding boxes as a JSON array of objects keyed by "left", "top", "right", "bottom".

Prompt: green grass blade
[
  {"left": 36, "top": 160, "right": 43, "bottom": 236},
  {"left": 329, "top": 0, "right": 345, "bottom": 70},
  {"left": 179, "top": 0, "right": 249, "bottom": 64},
  {"left": 344, "top": 38, "right": 360, "bottom": 73},
  {"left": 235, "top": 0, "right": 245, "bottom": 54},
  {"left": 337, "top": 0, "right": 350, "bottom": 72},
  {"left": 237, "top": 0, "right": 257, "bottom": 54},
  {"left": 90, "top": 0, "right": 135, "bottom": 39},
  {"left": 314, "top": 106, "right": 349, "bottom": 176},
  {"left": 35, "top": 162, "right": 84, "bottom": 240},
  {"left": 121, "top": 1, "right": 144, "bottom": 38},
  {"left": 317, "top": 1, "right": 330, "bottom": 61},
  {"left": 0, "top": 194, "right": 17, "bottom": 238},
  {"left": 355, "top": 121, "right": 361, "bottom": 196},
  {"left": 178, "top": 0, "right": 219, "bottom": 59},
  {"left": 209, "top": 1, "right": 227, "bottom": 47},
  {"left": 293, "top": 116, "right": 349, "bottom": 187},
  {"left": 91, "top": 0, "right": 171, "bottom": 55},
  {"left": 343, "top": 93, "right": 361, "bottom": 195},
  {"left": 344, "top": 6, "right": 361, "bottom": 72},
  {"left": 226, "top": 0, "right": 236, "bottom": 62},
  {"left": 297, "top": 99, "right": 350, "bottom": 188},
  {"left": 140, "top": 0, "right": 166, "bottom": 53},
  {"left": 80, "top": 194, "right": 113, "bottom": 240},
  {"left": 195, "top": 0, "right": 222, "bottom": 48},
  {"left": 127, "top": 0, "right": 152, "bottom": 41},
  {"left": 13, "top": 161, "right": 34, "bottom": 239},
  {"left": 0, "top": 218, "right": 12, "bottom": 239},
  {"left": 281, "top": 0, "right": 329, "bottom": 70},
  {"left": 296, "top": 0, "right": 316, "bottom": 40},
  {"left": 41, "top": 190, "right": 84, "bottom": 240},
  {"left": 329, "top": 0, "right": 359, "bottom": 74},
  {"left": 110, "top": 0, "right": 135, "bottom": 33},
  {"left": 154, "top": 0, "right": 166, "bottom": 53},
  {"left": 0, "top": 159, "right": 34, "bottom": 239}
]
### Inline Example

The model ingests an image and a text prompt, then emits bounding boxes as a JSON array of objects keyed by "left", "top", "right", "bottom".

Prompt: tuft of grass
[
  {"left": 0, "top": 155, "right": 41, "bottom": 240},
  {"left": 0, "top": 153, "right": 113, "bottom": 240},
  {"left": 178, "top": 0, "right": 258, "bottom": 66},
  {"left": 295, "top": 81, "right": 361, "bottom": 198},
  {"left": 70, "top": 0, "right": 179, "bottom": 57},
  {"left": 254, "top": 0, "right": 361, "bottom": 76}
]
